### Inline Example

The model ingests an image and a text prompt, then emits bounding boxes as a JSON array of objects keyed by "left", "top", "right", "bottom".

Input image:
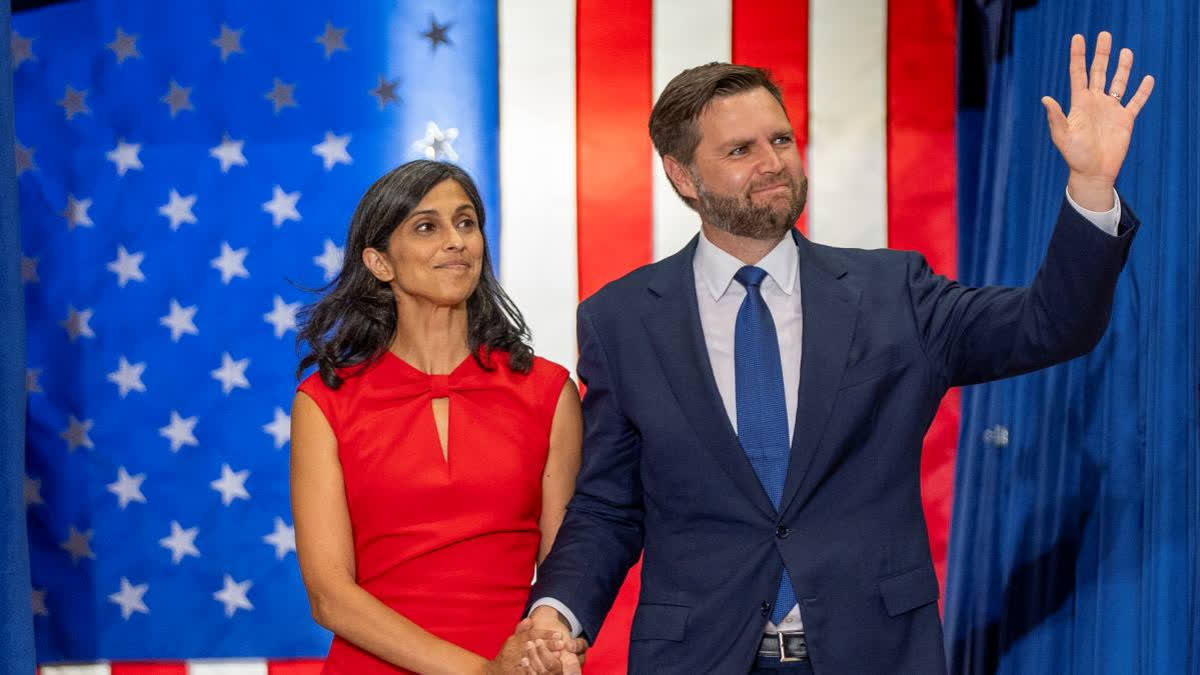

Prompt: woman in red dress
[{"left": 291, "top": 161, "right": 584, "bottom": 674}]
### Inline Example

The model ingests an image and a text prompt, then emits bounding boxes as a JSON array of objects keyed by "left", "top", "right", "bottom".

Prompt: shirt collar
[{"left": 694, "top": 229, "right": 799, "bottom": 301}]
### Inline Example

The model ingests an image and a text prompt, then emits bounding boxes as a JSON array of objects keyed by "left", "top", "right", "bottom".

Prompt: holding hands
[
  {"left": 1041, "top": 31, "right": 1155, "bottom": 211},
  {"left": 485, "top": 607, "right": 588, "bottom": 674}
]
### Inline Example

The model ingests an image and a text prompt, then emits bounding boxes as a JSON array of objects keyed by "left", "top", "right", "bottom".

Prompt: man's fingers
[
  {"left": 1041, "top": 96, "right": 1067, "bottom": 140},
  {"left": 1089, "top": 31, "right": 1113, "bottom": 92},
  {"left": 1068, "top": 33, "right": 1088, "bottom": 98},
  {"left": 1125, "top": 74, "right": 1155, "bottom": 117},
  {"left": 1108, "top": 47, "right": 1133, "bottom": 98}
]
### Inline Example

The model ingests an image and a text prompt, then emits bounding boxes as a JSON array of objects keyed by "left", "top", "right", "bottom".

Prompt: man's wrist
[
  {"left": 528, "top": 597, "right": 583, "bottom": 637},
  {"left": 1067, "top": 173, "right": 1117, "bottom": 211},
  {"left": 530, "top": 604, "right": 569, "bottom": 629}
]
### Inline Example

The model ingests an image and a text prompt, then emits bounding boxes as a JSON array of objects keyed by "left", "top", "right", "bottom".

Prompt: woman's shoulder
[
  {"left": 478, "top": 351, "right": 570, "bottom": 396},
  {"left": 296, "top": 369, "right": 330, "bottom": 397},
  {"left": 485, "top": 351, "right": 568, "bottom": 381},
  {"left": 527, "top": 357, "right": 573, "bottom": 411},
  {"left": 529, "top": 355, "right": 570, "bottom": 382},
  {"left": 295, "top": 358, "right": 393, "bottom": 431},
  {"left": 490, "top": 354, "right": 572, "bottom": 426},
  {"left": 296, "top": 356, "right": 388, "bottom": 398}
]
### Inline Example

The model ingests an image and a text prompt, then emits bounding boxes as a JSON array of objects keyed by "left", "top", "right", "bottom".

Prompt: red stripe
[
  {"left": 886, "top": 0, "right": 959, "bottom": 597},
  {"left": 732, "top": 0, "right": 810, "bottom": 234},
  {"left": 575, "top": 0, "right": 654, "bottom": 301},
  {"left": 574, "top": 2, "right": 652, "bottom": 672}
]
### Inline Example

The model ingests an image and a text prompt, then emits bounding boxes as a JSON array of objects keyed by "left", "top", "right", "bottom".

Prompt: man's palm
[{"left": 1041, "top": 32, "right": 1154, "bottom": 183}]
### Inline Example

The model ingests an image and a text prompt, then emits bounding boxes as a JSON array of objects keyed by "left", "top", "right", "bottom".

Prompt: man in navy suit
[{"left": 519, "top": 32, "right": 1154, "bottom": 674}]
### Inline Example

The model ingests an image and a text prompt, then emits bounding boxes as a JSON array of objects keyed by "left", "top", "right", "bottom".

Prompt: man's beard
[{"left": 692, "top": 170, "right": 808, "bottom": 241}]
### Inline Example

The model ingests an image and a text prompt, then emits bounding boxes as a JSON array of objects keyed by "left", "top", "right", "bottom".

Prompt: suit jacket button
[
  {"left": 776, "top": 525, "right": 791, "bottom": 539},
  {"left": 761, "top": 601, "right": 771, "bottom": 616}
]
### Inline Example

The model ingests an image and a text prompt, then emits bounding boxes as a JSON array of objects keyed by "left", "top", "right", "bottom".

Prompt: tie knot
[{"left": 734, "top": 265, "right": 768, "bottom": 289}]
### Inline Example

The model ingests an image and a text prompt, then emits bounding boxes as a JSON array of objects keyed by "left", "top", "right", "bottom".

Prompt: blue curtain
[
  {"left": 1, "top": 1, "right": 37, "bottom": 673},
  {"left": 947, "top": 2, "right": 1200, "bottom": 674}
]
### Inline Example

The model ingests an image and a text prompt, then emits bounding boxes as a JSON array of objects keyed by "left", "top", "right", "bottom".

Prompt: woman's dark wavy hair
[{"left": 296, "top": 160, "right": 533, "bottom": 388}]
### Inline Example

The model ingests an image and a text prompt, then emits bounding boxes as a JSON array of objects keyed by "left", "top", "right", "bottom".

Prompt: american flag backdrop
[{"left": 16, "top": 0, "right": 957, "bottom": 673}]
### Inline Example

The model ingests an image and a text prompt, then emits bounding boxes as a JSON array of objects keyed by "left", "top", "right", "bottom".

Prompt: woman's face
[{"left": 363, "top": 179, "right": 485, "bottom": 308}]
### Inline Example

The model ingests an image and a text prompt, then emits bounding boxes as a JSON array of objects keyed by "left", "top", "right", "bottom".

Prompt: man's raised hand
[{"left": 1041, "top": 31, "right": 1155, "bottom": 211}]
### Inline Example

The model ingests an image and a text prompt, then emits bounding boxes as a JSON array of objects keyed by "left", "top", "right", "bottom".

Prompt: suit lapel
[
  {"left": 642, "top": 238, "right": 777, "bottom": 519},
  {"left": 780, "top": 232, "right": 862, "bottom": 514}
]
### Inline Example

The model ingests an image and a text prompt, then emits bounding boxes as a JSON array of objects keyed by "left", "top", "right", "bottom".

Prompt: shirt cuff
[
  {"left": 1065, "top": 186, "right": 1121, "bottom": 236},
  {"left": 528, "top": 597, "right": 583, "bottom": 638}
]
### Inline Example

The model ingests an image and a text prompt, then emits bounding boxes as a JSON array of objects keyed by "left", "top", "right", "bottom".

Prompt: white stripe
[
  {"left": 40, "top": 666, "right": 110, "bottom": 675},
  {"left": 651, "top": 0, "right": 733, "bottom": 261},
  {"left": 807, "top": 0, "right": 889, "bottom": 249},
  {"left": 187, "top": 660, "right": 268, "bottom": 675},
  {"left": 498, "top": 0, "right": 578, "bottom": 372}
]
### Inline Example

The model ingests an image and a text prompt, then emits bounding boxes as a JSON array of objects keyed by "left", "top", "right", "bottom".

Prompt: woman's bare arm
[
  {"left": 537, "top": 379, "right": 583, "bottom": 565},
  {"left": 292, "top": 391, "right": 524, "bottom": 675}
]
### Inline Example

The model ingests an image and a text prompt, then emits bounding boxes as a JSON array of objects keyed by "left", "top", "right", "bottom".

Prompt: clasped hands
[{"left": 487, "top": 607, "right": 588, "bottom": 674}]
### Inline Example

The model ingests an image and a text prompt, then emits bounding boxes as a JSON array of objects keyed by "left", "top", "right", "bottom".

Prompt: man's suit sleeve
[
  {"left": 527, "top": 301, "right": 645, "bottom": 642},
  {"left": 908, "top": 195, "right": 1139, "bottom": 387}
]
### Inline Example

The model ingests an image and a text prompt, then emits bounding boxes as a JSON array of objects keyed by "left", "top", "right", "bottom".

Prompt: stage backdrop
[
  {"left": 946, "top": 1, "right": 1200, "bottom": 674},
  {"left": 9, "top": 0, "right": 970, "bottom": 672},
  {"left": 3, "top": 2, "right": 37, "bottom": 675}
]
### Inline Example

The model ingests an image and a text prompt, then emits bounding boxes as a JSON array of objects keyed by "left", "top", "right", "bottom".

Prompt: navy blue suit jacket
[{"left": 530, "top": 198, "right": 1138, "bottom": 674}]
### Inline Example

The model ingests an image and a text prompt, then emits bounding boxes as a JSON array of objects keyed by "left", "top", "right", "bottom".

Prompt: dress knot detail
[{"left": 429, "top": 375, "right": 451, "bottom": 398}]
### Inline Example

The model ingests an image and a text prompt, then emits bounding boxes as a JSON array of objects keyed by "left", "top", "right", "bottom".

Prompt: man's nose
[{"left": 757, "top": 141, "right": 784, "bottom": 173}]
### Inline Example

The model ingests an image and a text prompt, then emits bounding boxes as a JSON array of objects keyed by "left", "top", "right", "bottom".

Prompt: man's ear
[
  {"left": 362, "top": 248, "right": 395, "bottom": 282},
  {"left": 662, "top": 156, "right": 698, "bottom": 201}
]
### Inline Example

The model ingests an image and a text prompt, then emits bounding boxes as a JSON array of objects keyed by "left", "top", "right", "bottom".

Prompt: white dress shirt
[
  {"left": 694, "top": 228, "right": 807, "bottom": 633},
  {"left": 532, "top": 188, "right": 1121, "bottom": 638}
]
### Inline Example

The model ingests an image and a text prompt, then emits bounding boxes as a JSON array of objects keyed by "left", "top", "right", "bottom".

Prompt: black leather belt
[{"left": 758, "top": 631, "right": 808, "bottom": 662}]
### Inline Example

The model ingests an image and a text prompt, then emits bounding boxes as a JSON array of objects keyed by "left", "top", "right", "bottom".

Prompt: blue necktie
[{"left": 733, "top": 265, "right": 798, "bottom": 625}]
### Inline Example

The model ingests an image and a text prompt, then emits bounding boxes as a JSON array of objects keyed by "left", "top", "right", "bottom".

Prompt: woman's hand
[{"left": 520, "top": 635, "right": 587, "bottom": 675}]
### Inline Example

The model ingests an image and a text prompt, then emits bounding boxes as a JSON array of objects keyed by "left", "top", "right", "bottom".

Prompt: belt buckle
[{"left": 778, "top": 631, "right": 805, "bottom": 663}]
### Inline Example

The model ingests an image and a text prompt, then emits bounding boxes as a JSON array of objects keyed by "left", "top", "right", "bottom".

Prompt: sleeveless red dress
[{"left": 298, "top": 350, "right": 569, "bottom": 674}]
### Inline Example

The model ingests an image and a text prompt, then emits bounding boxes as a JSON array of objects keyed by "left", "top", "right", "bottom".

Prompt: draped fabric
[
  {"left": 1, "top": 5, "right": 38, "bottom": 674},
  {"left": 946, "top": 2, "right": 1200, "bottom": 673}
]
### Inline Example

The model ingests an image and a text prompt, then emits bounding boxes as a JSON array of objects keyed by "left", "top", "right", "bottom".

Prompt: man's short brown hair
[{"left": 649, "top": 62, "right": 787, "bottom": 167}]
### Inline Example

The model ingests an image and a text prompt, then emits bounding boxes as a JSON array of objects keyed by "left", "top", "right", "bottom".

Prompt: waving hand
[{"left": 1041, "top": 31, "right": 1155, "bottom": 210}]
